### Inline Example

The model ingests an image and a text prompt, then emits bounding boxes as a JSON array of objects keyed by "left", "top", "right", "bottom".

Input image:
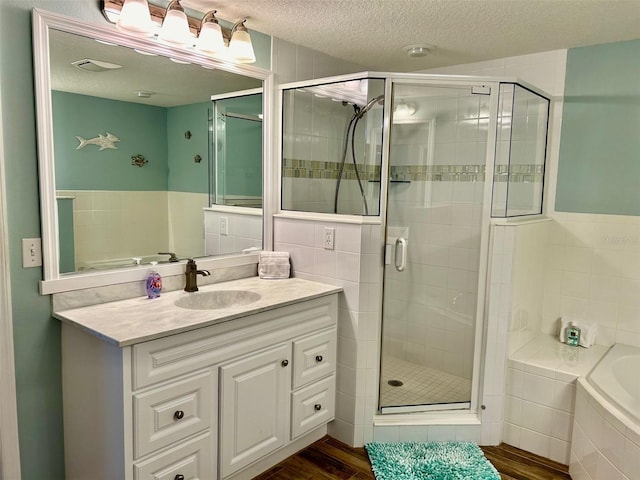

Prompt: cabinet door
[{"left": 219, "top": 344, "right": 290, "bottom": 478}]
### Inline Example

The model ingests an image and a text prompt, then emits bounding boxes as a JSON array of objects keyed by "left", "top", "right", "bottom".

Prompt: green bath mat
[{"left": 365, "top": 441, "right": 501, "bottom": 480}]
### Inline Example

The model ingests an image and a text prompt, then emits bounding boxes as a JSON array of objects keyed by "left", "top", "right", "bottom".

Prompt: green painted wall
[
  {"left": 56, "top": 198, "right": 75, "bottom": 274},
  {"left": 556, "top": 39, "right": 640, "bottom": 215},
  {"left": 217, "top": 94, "right": 262, "bottom": 198},
  {"left": 167, "top": 102, "right": 209, "bottom": 193},
  {"left": 53, "top": 91, "right": 169, "bottom": 191},
  {"left": 0, "top": 2, "right": 270, "bottom": 479}
]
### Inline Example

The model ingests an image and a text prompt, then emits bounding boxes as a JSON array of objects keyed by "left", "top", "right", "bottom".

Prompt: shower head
[{"left": 358, "top": 95, "right": 385, "bottom": 116}]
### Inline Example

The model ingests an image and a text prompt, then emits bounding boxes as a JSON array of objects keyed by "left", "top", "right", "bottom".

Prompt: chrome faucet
[
  {"left": 159, "top": 251, "right": 179, "bottom": 262},
  {"left": 184, "top": 259, "right": 210, "bottom": 292}
]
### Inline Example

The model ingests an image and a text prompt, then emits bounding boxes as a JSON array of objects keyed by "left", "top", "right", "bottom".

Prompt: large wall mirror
[{"left": 33, "top": 9, "right": 273, "bottom": 293}]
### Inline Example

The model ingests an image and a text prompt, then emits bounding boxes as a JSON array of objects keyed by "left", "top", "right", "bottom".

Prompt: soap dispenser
[
  {"left": 565, "top": 321, "right": 581, "bottom": 347},
  {"left": 145, "top": 261, "right": 162, "bottom": 299}
]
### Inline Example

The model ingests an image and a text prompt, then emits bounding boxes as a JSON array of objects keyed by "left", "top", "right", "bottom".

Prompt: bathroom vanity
[{"left": 54, "top": 277, "right": 340, "bottom": 480}]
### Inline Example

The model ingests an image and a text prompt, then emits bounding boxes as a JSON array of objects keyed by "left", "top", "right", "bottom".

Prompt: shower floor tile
[{"left": 380, "top": 356, "right": 471, "bottom": 407}]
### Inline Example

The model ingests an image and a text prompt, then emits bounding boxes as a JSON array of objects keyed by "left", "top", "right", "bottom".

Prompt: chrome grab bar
[{"left": 395, "top": 237, "right": 407, "bottom": 272}]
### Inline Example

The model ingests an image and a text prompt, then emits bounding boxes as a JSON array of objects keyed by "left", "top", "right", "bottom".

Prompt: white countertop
[{"left": 53, "top": 277, "right": 342, "bottom": 347}]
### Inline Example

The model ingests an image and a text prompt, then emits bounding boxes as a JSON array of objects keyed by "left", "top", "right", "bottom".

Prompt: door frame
[
  {"left": 378, "top": 77, "right": 499, "bottom": 416},
  {"left": 0, "top": 79, "right": 22, "bottom": 479}
]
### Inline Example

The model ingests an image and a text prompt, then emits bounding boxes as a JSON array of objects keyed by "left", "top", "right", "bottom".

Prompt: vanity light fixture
[
  {"left": 195, "top": 10, "right": 225, "bottom": 55},
  {"left": 101, "top": 0, "right": 257, "bottom": 64},
  {"left": 227, "top": 20, "right": 256, "bottom": 64},
  {"left": 157, "top": 0, "right": 191, "bottom": 47},
  {"left": 115, "top": 0, "right": 153, "bottom": 36}
]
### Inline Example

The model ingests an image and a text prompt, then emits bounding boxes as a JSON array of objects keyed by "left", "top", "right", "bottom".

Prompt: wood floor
[{"left": 253, "top": 436, "right": 572, "bottom": 480}]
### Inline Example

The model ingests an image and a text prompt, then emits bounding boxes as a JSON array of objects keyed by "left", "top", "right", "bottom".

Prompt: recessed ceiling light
[{"left": 402, "top": 44, "right": 433, "bottom": 58}]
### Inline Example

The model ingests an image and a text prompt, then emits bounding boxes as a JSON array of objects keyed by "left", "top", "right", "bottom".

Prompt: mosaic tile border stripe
[{"left": 282, "top": 158, "right": 544, "bottom": 183}]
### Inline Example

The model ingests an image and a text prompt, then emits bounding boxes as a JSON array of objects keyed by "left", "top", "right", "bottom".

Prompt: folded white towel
[
  {"left": 558, "top": 316, "right": 598, "bottom": 348},
  {"left": 259, "top": 251, "right": 290, "bottom": 279}
]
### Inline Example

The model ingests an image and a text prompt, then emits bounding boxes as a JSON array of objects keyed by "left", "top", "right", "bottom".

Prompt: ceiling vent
[{"left": 71, "top": 58, "right": 123, "bottom": 72}]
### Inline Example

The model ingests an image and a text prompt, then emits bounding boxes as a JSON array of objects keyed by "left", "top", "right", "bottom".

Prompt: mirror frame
[{"left": 32, "top": 8, "right": 274, "bottom": 294}]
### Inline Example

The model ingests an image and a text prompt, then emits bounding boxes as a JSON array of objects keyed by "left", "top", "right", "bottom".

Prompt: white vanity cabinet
[{"left": 59, "top": 292, "right": 337, "bottom": 480}]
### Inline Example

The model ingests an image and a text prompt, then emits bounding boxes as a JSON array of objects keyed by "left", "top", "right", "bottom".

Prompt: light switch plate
[
  {"left": 22, "top": 238, "right": 43, "bottom": 268},
  {"left": 220, "top": 217, "right": 229, "bottom": 235}
]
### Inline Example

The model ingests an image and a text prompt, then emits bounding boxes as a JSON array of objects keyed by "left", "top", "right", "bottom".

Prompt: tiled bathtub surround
[
  {"left": 571, "top": 377, "right": 640, "bottom": 480},
  {"left": 542, "top": 213, "right": 640, "bottom": 349},
  {"left": 504, "top": 335, "right": 607, "bottom": 464},
  {"left": 58, "top": 190, "right": 207, "bottom": 269}
]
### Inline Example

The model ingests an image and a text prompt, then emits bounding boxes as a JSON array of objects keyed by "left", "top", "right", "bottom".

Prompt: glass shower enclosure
[{"left": 280, "top": 74, "right": 550, "bottom": 415}]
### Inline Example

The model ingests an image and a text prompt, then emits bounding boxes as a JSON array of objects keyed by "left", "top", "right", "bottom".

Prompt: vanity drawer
[
  {"left": 134, "top": 432, "right": 213, "bottom": 480},
  {"left": 292, "top": 328, "right": 336, "bottom": 389},
  {"left": 291, "top": 375, "right": 335, "bottom": 439},
  {"left": 134, "top": 371, "right": 213, "bottom": 459}
]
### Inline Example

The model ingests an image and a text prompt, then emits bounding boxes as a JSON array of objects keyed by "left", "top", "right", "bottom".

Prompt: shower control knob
[
  {"left": 174, "top": 410, "right": 185, "bottom": 420},
  {"left": 175, "top": 475, "right": 184, "bottom": 480},
  {"left": 315, "top": 355, "right": 323, "bottom": 362},
  {"left": 281, "top": 359, "right": 289, "bottom": 367},
  {"left": 314, "top": 404, "right": 322, "bottom": 411}
]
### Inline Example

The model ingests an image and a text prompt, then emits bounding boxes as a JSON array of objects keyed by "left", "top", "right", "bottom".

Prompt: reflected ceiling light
[
  {"left": 158, "top": 0, "right": 191, "bottom": 47},
  {"left": 394, "top": 102, "right": 417, "bottom": 116},
  {"left": 195, "top": 10, "right": 225, "bottom": 55},
  {"left": 71, "top": 58, "right": 123, "bottom": 72},
  {"left": 115, "top": 0, "right": 153, "bottom": 36},
  {"left": 102, "top": 0, "right": 257, "bottom": 64},
  {"left": 228, "top": 20, "right": 256, "bottom": 64}
]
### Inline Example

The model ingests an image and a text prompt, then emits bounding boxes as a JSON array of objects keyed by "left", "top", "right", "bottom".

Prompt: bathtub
[{"left": 570, "top": 343, "right": 640, "bottom": 480}]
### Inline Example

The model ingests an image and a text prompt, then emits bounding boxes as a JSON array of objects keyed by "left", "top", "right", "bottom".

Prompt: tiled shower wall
[
  {"left": 280, "top": 91, "right": 382, "bottom": 215},
  {"left": 383, "top": 89, "right": 488, "bottom": 379}
]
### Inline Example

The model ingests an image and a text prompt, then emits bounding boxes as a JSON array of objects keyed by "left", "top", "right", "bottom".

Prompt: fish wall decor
[{"left": 76, "top": 132, "right": 120, "bottom": 150}]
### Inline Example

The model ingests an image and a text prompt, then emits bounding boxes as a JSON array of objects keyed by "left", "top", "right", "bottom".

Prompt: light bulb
[
  {"left": 228, "top": 22, "right": 255, "bottom": 63},
  {"left": 116, "top": 0, "right": 153, "bottom": 36},
  {"left": 158, "top": 2, "right": 192, "bottom": 47},
  {"left": 196, "top": 17, "right": 225, "bottom": 55}
]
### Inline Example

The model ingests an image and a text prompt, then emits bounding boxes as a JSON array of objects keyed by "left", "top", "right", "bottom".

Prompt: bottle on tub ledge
[
  {"left": 565, "top": 322, "right": 582, "bottom": 347},
  {"left": 145, "top": 261, "right": 162, "bottom": 299}
]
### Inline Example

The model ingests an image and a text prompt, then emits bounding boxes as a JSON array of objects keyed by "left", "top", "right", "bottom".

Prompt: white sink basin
[{"left": 174, "top": 290, "right": 262, "bottom": 310}]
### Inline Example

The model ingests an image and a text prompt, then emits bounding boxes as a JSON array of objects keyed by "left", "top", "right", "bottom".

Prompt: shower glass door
[{"left": 379, "top": 82, "right": 491, "bottom": 413}]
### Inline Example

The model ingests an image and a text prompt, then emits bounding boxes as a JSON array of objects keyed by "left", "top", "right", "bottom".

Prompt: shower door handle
[{"left": 395, "top": 237, "right": 407, "bottom": 272}]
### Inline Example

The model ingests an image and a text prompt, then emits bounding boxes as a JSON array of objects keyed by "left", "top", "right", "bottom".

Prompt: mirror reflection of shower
[
  {"left": 281, "top": 78, "right": 385, "bottom": 216},
  {"left": 335, "top": 95, "right": 384, "bottom": 215}
]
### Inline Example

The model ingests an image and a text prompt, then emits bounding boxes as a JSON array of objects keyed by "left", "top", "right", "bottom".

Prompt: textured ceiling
[{"left": 183, "top": 0, "right": 640, "bottom": 71}]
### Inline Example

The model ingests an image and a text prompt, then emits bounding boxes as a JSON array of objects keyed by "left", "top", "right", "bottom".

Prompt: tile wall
[
  {"left": 273, "top": 216, "right": 383, "bottom": 446},
  {"left": 543, "top": 213, "right": 640, "bottom": 348},
  {"left": 272, "top": 49, "right": 572, "bottom": 448},
  {"left": 58, "top": 190, "right": 207, "bottom": 269},
  {"left": 203, "top": 208, "right": 262, "bottom": 255}
]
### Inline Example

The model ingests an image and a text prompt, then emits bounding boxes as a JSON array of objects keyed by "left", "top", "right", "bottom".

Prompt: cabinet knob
[
  {"left": 315, "top": 355, "right": 323, "bottom": 362},
  {"left": 314, "top": 404, "right": 322, "bottom": 411},
  {"left": 175, "top": 475, "right": 184, "bottom": 480},
  {"left": 281, "top": 359, "right": 289, "bottom": 367},
  {"left": 174, "top": 410, "right": 185, "bottom": 420}
]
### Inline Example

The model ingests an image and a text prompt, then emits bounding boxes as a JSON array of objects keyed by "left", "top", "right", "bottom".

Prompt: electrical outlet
[
  {"left": 323, "top": 227, "right": 335, "bottom": 250},
  {"left": 22, "top": 238, "right": 43, "bottom": 268},
  {"left": 220, "top": 217, "right": 228, "bottom": 235}
]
